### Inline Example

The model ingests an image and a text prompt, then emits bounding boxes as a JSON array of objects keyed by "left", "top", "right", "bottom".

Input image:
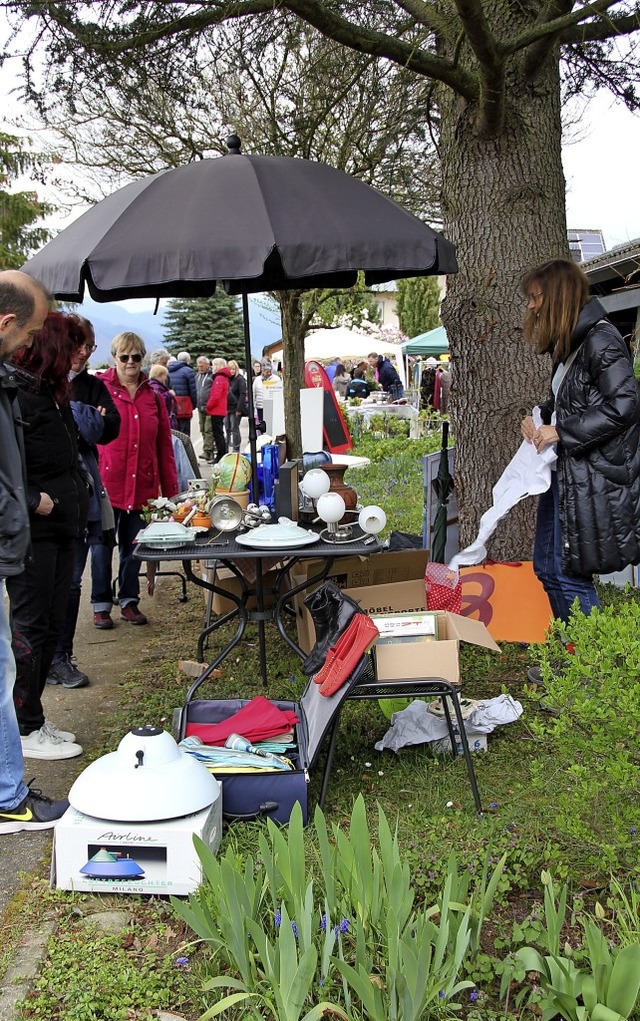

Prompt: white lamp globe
[
  {"left": 300, "top": 468, "right": 331, "bottom": 499},
  {"left": 317, "top": 491, "right": 346, "bottom": 524},
  {"left": 358, "top": 505, "right": 387, "bottom": 535}
]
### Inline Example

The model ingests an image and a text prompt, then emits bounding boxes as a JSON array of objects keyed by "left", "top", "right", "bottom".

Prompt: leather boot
[{"left": 301, "top": 581, "right": 363, "bottom": 675}]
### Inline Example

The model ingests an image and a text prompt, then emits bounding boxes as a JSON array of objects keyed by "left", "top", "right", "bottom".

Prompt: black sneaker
[
  {"left": 46, "top": 655, "right": 90, "bottom": 689},
  {"left": 0, "top": 787, "right": 69, "bottom": 834}
]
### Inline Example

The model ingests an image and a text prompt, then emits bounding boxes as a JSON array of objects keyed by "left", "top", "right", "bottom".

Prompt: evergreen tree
[
  {"left": 0, "top": 132, "right": 54, "bottom": 269},
  {"left": 396, "top": 277, "right": 441, "bottom": 339},
  {"left": 163, "top": 293, "right": 245, "bottom": 365}
]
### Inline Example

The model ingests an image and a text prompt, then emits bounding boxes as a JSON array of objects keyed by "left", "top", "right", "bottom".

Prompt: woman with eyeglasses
[
  {"left": 520, "top": 258, "right": 640, "bottom": 659},
  {"left": 91, "top": 331, "right": 178, "bottom": 628}
]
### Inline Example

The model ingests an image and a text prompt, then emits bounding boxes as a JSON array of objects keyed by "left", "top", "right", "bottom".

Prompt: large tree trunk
[
  {"left": 278, "top": 290, "right": 306, "bottom": 458},
  {"left": 439, "top": 49, "right": 568, "bottom": 559}
]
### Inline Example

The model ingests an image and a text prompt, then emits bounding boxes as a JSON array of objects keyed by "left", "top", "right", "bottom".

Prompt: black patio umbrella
[
  {"left": 23, "top": 135, "right": 456, "bottom": 679},
  {"left": 430, "top": 420, "right": 454, "bottom": 564}
]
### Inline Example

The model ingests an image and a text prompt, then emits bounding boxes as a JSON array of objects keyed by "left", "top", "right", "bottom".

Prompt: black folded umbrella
[{"left": 431, "top": 421, "right": 454, "bottom": 564}]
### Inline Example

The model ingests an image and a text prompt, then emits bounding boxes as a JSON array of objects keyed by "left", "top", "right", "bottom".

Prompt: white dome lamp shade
[
  {"left": 316, "top": 490, "right": 346, "bottom": 542},
  {"left": 68, "top": 725, "right": 220, "bottom": 822},
  {"left": 300, "top": 468, "right": 331, "bottom": 500},
  {"left": 358, "top": 505, "right": 387, "bottom": 535}
]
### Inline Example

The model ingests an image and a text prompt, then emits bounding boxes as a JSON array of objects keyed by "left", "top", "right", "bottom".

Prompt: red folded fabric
[{"left": 185, "top": 696, "right": 299, "bottom": 745}]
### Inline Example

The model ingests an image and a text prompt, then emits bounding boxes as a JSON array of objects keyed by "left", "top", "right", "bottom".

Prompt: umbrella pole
[{"left": 241, "top": 293, "right": 268, "bottom": 686}]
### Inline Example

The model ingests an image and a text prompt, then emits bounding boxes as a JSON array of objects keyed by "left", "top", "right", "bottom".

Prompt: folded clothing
[{"left": 184, "top": 695, "right": 299, "bottom": 745}]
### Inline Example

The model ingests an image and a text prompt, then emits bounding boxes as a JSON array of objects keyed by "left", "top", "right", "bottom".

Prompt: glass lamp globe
[
  {"left": 316, "top": 491, "right": 346, "bottom": 524},
  {"left": 358, "top": 505, "right": 387, "bottom": 535},
  {"left": 300, "top": 468, "right": 331, "bottom": 500}
]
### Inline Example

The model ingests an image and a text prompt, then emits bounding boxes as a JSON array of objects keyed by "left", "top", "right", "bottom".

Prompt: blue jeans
[
  {"left": 533, "top": 472, "right": 600, "bottom": 624},
  {"left": 0, "top": 582, "right": 28, "bottom": 811},
  {"left": 91, "top": 508, "right": 145, "bottom": 611}
]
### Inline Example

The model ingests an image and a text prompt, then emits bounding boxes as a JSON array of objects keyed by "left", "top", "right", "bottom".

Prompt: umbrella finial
[{"left": 226, "top": 134, "right": 242, "bottom": 155}]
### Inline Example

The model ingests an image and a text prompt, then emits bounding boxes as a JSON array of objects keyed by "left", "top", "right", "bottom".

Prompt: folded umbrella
[{"left": 185, "top": 696, "right": 299, "bottom": 745}]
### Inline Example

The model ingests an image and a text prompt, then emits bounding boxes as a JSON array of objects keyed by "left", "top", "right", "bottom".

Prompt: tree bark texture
[
  {"left": 439, "top": 39, "right": 569, "bottom": 558},
  {"left": 278, "top": 291, "right": 305, "bottom": 459}
]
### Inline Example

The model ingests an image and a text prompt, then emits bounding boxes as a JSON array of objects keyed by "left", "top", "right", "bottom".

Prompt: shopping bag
[
  {"left": 424, "top": 562, "right": 462, "bottom": 614},
  {"left": 174, "top": 395, "right": 194, "bottom": 418}
]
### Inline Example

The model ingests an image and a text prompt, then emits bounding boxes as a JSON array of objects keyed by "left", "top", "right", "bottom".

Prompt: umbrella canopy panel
[
  {"left": 403, "top": 325, "right": 449, "bottom": 356},
  {"left": 23, "top": 154, "right": 457, "bottom": 303}
]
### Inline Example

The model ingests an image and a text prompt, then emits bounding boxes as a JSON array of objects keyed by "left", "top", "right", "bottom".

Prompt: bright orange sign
[{"left": 459, "top": 561, "right": 552, "bottom": 643}]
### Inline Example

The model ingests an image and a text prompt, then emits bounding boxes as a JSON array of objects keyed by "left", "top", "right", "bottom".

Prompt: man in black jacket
[
  {"left": 0, "top": 270, "right": 71, "bottom": 833},
  {"left": 46, "top": 317, "right": 121, "bottom": 688}
]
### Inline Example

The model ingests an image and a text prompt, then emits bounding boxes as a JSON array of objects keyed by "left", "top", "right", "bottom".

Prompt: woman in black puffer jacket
[
  {"left": 520, "top": 258, "right": 640, "bottom": 625},
  {"left": 6, "top": 312, "right": 89, "bottom": 760}
]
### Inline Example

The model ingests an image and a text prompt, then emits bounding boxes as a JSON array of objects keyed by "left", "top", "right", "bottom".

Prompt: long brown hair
[
  {"left": 12, "top": 311, "right": 86, "bottom": 405},
  {"left": 522, "top": 259, "right": 590, "bottom": 362}
]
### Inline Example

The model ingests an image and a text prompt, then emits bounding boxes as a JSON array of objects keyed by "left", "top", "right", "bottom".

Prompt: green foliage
[
  {"left": 527, "top": 601, "right": 640, "bottom": 868},
  {"left": 308, "top": 273, "right": 382, "bottom": 329},
  {"left": 502, "top": 872, "right": 640, "bottom": 1021},
  {"left": 163, "top": 293, "right": 245, "bottom": 363},
  {"left": 19, "top": 910, "right": 193, "bottom": 1021},
  {"left": 395, "top": 276, "right": 441, "bottom": 339},
  {"left": 173, "top": 797, "right": 499, "bottom": 1020},
  {"left": 0, "top": 132, "right": 54, "bottom": 269}
]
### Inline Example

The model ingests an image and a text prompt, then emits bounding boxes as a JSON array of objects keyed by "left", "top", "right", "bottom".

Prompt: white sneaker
[
  {"left": 21, "top": 725, "right": 83, "bottom": 760},
  {"left": 43, "top": 721, "right": 77, "bottom": 743}
]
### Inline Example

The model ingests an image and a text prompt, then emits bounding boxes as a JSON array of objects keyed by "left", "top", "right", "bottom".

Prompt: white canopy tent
[{"left": 268, "top": 326, "right": 407, "bottom": 388}]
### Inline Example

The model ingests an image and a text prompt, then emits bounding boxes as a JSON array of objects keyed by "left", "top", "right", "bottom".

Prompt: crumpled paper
[{"left": 374, "top": 693, "right": 523, "bottom": 754}]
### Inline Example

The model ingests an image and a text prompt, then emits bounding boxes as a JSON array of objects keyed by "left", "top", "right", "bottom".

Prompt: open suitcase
[{"left": 174, "top": 657, "right": 370, "bottom": 825}]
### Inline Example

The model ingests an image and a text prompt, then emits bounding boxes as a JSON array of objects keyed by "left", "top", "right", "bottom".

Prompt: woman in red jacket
[
  {"left": 206, "top": 357, "right": 232, "bottom": 463},
  {"left": 91, "top": 332, "right": 178, "bottom": 628}
]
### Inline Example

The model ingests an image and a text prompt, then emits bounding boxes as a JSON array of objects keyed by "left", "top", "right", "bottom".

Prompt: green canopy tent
[{"left": 403, "top": 325, "right": 449, "bottom": 356}]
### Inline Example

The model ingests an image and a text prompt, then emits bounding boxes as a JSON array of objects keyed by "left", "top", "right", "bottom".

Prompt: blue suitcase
[{"left": 175, "top": 658, "right": 369, "bottom": 825}]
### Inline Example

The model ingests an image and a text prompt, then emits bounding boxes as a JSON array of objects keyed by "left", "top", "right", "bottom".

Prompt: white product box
[{"left": 53, "top": 794, "right": 222, "bottom": 897}]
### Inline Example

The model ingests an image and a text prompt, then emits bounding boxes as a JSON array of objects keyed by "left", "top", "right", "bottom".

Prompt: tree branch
[
  {"left": 26, "top": 0, "right": 480, "bottom": 102},
  {"left": 450, "top": 0, "right": 504, "bottom": 136},
  {"left": 560, "top": 8, "right": 640, "bottom": 44}
]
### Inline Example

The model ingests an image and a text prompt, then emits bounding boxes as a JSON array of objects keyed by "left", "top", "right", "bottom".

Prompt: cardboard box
[
  {"left": 204, "top": 564, "right": 284, "bottom": 616},
  {"left": 294, "top": 576, "right": 499, "bottom": 686},
  {"left": 356, "top": 582, "right": 499, "bottom": 686},
  {"left": 291, "top": 550, "right": 430, "bottom": 654},
  {"left": 53, "top": 796, "right": 222, "bottom": 896}
]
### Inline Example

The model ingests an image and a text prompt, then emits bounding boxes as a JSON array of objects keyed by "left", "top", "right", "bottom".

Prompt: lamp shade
[
  {"left": 300, "top": 468, "right": 331, "bottom": 499},
  {"left": 358, "top": 505, "right": 387, "bottom": 535},
  {"left": 317, "top": 491, "right": 346, "bottom": 524}
]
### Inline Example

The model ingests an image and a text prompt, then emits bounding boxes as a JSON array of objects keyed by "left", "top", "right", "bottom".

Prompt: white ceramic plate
[{"left": 235, "top": 526, "right": 318, "bottom": 549}]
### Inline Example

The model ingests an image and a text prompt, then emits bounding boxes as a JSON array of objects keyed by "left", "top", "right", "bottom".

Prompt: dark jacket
[
  {"left": 206, "top": 367, "right": 232, "bottom": 417},
  {"left": 195, "top": 369, "right": 213, "bottom": 412},
  {"left": 70, "top": 368, "right": 121, "bottom": 447},
  {"left": 227, "top": 372, "right": 248, "bottom": 415},
  {"left": 541, "top": 297, "right": 640, "bottom": 576},
  {"left": 376, "top": 356, "right": 404, "bottom": 398},
  {"left": 70, "top": 368, "right": 121, "bottom": 542},
  {"left": 149, "top": 377, "right": 179, "bottom": 430},
  {"left": 0, "top": 362, "right": 30, "bottom": 576},
  {"left": 168, "top": 360, "right": 197, "bottom": 406},
  {"left": 13, "top": 369, "right": 90, "bottom": 544}
]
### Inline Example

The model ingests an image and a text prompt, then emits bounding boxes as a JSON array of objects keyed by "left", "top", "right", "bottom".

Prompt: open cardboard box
[
  {"left": 350, "top": 579, "right": 500, "bottom": 686},
  {"left": 295, "top": 576, "right": 500, "bottom": 687},
  {"left": 291, "top": 549, "right": 430, "bottom": 653}
]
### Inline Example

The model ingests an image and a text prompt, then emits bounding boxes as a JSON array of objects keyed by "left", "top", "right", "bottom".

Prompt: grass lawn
[{"left": 10, "top": 424, "right": 640, "bottom": 1021}]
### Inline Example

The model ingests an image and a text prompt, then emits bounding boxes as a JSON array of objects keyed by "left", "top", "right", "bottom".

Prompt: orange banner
[{"left": 459, "top": 561, "right": 552, "bottom": 644}]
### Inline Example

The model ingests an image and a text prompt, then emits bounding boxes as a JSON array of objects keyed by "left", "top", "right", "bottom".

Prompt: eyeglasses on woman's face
[
  {"left": 78, "top": 342, "right": 97, "bottom": 355},
  {"left": 526, "top": 290, "right": 544, "bottom": 308},
  {"left": 118, "top": 353, "right": 143, "bottom": 363}
]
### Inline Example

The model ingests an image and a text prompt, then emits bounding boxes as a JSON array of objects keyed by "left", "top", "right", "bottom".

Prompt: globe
[{"left": 216, "top": 453, "right": 252, "bottom": 492}]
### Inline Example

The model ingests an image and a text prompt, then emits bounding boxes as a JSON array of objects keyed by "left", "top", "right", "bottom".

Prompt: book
[{"left": 371, "top": 611, "right": 439, "bottom": 645}]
